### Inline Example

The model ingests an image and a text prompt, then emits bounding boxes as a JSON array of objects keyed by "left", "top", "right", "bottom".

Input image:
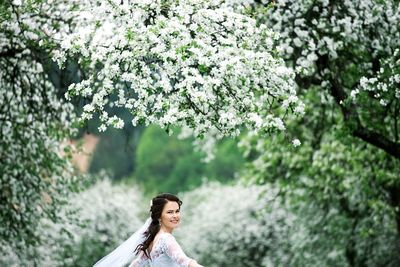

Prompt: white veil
[{"left": 93, "top": 218, "right": 151, "bottom": 267}]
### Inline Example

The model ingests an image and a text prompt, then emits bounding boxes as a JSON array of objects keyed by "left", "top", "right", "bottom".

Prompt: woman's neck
[{"left": 160, "top": 225, "right": 174, "bottom": 234}]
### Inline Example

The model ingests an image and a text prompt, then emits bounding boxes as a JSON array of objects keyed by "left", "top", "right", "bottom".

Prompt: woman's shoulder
[
  {"left": 158, "top": 232, "right": 175, "bottom": 240},
  {"left": 158, "top": 232, "right": 177, "bottom": 246}
]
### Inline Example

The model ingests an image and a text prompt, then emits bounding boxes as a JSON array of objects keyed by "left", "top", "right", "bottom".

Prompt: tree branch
[
  {"left": 295, "top": 74, "right": 322, "bottom": 89},
  {"left": 0, "top": 48, "right": 23, "bottom": 58},
  {"left": 318, "top": 55, "right": 400, "bottom": 159}
]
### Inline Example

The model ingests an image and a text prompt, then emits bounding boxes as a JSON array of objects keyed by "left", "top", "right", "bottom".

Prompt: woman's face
[{"left": 160, "top": 200, "right": 181, "bottom": 230}]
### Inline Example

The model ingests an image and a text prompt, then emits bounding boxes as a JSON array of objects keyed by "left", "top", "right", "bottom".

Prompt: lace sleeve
[
  {"left": 129, "top": 251, "right": 148, "bottom": 267},
  {"left": 162, "top": 233, "right": 192, "bottom": 267}
]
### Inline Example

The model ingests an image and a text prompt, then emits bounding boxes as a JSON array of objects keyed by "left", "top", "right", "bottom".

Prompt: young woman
[
  {"left": 130, "top": 193, "right": 203, "bottom": 267},
  {"left": 93, "top": 193, "right": 204, "bottom": 267}
]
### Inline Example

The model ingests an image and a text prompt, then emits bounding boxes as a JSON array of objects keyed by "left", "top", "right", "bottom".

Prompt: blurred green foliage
[
  {"left": 89, "top": 127, "right": 141, "bottom": 180},
  {"left": 240, "top": 86, "right": 400, "bottom": 266},
  {"left": 133, "top": 126, "right": 244, "bottom": 194}
]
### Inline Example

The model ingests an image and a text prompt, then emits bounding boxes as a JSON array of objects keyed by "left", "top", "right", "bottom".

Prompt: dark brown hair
[{"left": 135, "top": 193, "right": 182, "bottom": 258}]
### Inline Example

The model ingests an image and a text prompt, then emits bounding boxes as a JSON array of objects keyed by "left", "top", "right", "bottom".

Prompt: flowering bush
[
  {"left": 1, "top": 179, "right": 145, "bottom": 267},
  {"left": 56, "top": 0, "right": 302, "bottom": 141},
  {"left": 177, "top": 180, "right": 399, "bottom": 266},
  {"left": 177, "top": 182, "right": 297, "bottom": 267}
]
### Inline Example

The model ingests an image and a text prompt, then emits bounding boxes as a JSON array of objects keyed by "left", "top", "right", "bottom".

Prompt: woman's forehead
[{"left": 163, "top": 201, "right": 180, "bottom": 210}]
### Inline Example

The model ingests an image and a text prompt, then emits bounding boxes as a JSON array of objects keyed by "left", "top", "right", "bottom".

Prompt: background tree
[
  {"left": 232, "top": 0, "right": 400, "bottom": 265},
  {"left": 0, "top": 0, "right": 81, "bottom": 254}
]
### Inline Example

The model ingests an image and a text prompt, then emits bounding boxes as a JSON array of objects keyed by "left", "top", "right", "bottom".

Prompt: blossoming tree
[
  {"left": 232, "top": 0, "right": 400, "bottom": 265},
  {"left": 0, "top": 0, "right": 81, "bottom": 253},
  {"left": 56, "top": 0, "right": 303, "bottom": 140},
  {"left": 265, "top": 0, "right": 400, "bottom": 159}
]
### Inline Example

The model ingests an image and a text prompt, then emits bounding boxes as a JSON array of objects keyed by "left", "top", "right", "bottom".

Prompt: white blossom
[{"left": 292, "top": 138, "right": 301, "bottom": 147}]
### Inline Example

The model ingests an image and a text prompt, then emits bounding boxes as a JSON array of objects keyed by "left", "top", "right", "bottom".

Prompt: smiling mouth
[{"left": 171, "top": 220, "right": 179, "bottom": 223}]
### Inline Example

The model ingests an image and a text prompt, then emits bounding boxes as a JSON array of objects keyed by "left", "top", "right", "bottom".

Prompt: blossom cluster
[
  {"left": 56, "top": 0, "right": 303, "bottom": 139},
  {"left": 262, "top": 0, "right": 400, "bottom": 74},
  {"left": 352, "top": 49, "right": 400, "bottom": 107}
]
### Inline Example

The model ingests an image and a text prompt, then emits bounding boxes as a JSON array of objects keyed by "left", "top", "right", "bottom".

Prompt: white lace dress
[{"left": 129, "top": 232, "right": 192, "bottom": 267}]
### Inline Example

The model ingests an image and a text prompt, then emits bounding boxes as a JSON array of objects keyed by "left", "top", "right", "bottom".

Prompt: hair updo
[{"left": 135, "top": 193, "right": 182, "bottom": 258}]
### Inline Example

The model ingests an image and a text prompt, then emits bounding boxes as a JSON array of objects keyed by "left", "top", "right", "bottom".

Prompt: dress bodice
[{"left": 129, "top": 232, "right": 192, "bottom": 267}]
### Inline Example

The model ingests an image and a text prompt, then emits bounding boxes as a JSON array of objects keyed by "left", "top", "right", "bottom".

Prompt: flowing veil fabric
[{"left": 93, "top": 218, "right": 151, "bottom": 267}]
